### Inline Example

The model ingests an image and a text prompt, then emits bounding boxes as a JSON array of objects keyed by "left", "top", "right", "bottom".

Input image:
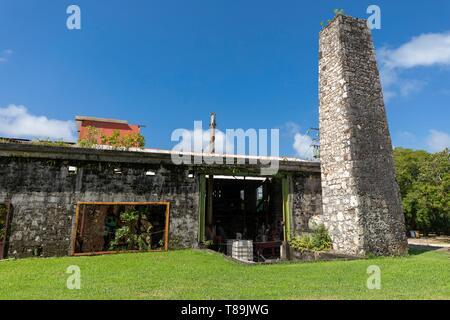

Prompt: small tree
[
  {"left": 394, "top": 148, "right": 450, "bottom": 235},
  {"left": 78, "top": 127, "right": 145, "bottom": 149},
  {"left": 109, "top": 208, "right": 154, "bottom": 251},
  {"left": 78, "top": 126, "right": 100, "bottom": 148}
]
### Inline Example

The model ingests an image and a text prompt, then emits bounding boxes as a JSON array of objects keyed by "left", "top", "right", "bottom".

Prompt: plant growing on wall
[
  {"left": 78, "top": 127, "right": 145, "bottom": 149},
  {"left": 78, "top": 126, "right": 100, "bottom": 148},
  {"left": 320, "top": 8, "right": 345, "bottom": 29},
  {"left": 101, "top": 130, "right": 145, "bottom": 148},
  {"left": 109, "top": 208, "right": 154, "bottom": 251},
  {"left": 31, "top": 139, "right": 72, "bottom": 147},
  {"left": 289, "top": 224, "right": 332, "bottom": 253}
]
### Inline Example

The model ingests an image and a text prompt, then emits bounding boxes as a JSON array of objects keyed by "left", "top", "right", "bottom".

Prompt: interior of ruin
[
  {"left": 205, "top": 176, "right": 284, "bottom": 261},
  {"left": 73, "top": 202, "right": 169, "bottom": 255},
  {"left": 0, "top": 204, "right": 8, "bottom": 259}
]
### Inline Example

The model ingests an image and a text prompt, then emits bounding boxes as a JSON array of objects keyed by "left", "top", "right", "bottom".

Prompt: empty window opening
[
  {"left": 205, "top": 177, "right": 284, "bottom": 262},
  {"left": 72, "top": 202, "right": 170, "bottom": 256},
  {"left": 68, "top": 166, "right": 78, "bottom": 175}
]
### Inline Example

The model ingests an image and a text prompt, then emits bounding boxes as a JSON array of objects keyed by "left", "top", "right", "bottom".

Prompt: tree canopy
[{"left": 394, "top": 148, "right": 450, "bottom": 235}]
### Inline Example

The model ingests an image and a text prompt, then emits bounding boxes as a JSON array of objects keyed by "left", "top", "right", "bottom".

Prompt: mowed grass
[{"left": 0, "top": 248, "right": 448, "bottom": 300}]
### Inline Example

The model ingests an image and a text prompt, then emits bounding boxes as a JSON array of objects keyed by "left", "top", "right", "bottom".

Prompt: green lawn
[{"left": 0, "top": 248, "right": 448, "bottom": 300}]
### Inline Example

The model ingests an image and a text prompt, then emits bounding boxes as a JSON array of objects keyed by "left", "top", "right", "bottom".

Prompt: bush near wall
[
  {"left": 78, "top": 126, "right": 145, "bottom": 148},
  {"left": 394, "top": 147, "right": 450, "bottom": 235}
]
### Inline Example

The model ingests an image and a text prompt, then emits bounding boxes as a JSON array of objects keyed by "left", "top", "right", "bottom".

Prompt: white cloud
[
  {"left": 172, "top": 127, "right": 234, "bottom": 155},
  {"left": 293, "top": 132, "right": 315, "bottom": 160},
  {"left": 426, "top": 130, "right": 450, "bottom": 152},
  {"left": 378, "top": 31, "right": 450, "bottom": 100},
  {"left": 281, "top": 122, "right": 316, "bottom": 160},
  {"left": 0, "top": 49, "right": 13, "bottom": 63},
  {"left": 0, "top": 105, "right": 76, "bottom": 141},
  {"left": 381, "top": 32, "right": 450, "bottom": 69}
]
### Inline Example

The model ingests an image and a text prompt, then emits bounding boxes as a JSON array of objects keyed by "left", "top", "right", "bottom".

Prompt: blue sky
[{"left": 0, "top": 0, "right": 449, "bottom": 157}]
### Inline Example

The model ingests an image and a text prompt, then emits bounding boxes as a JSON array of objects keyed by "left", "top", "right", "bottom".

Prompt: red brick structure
[{"left": 76, "top": 116, "right": 141, "bottom": 144}]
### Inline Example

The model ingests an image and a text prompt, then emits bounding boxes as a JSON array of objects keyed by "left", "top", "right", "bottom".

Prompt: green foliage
[
  {"left": 394, "top": 148, "right": 450, "bottom": 234},
  {"left": 78, "top": 126, "right": 145, "bottom": 149},
  {"left": 333, "top": 8, "right": 345, "bottom": 16},
  {"left": 31, "top": 139, "right": 71, "bottom": 147},
  {"left": 320, "top": 8, "right": 345, "bottom": 28},
  {"left": 289, "top": 224, "right": 332, "bottom": 252},
  {"left": 78, "top": 126, "right": 100, "bottom": 148},
  {"left": 101, "top": 130, "right": 145, "bottom": 148},
  {"left": 201, "top": 240, "right": 213, "bottom": 248},
  {"left": 109, "top": 208, "right": 154, "bottom": 251}
]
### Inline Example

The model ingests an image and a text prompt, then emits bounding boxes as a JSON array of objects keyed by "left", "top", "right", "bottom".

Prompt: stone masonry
[
  {"left": 318, "top": 15, "right": 408, "bottom": 256},
  {"left": 0, "top": 144, "right": 321, "bottom": 258},
  {"left": 0, "top": 156, "right": 199, "bottom": 258}
]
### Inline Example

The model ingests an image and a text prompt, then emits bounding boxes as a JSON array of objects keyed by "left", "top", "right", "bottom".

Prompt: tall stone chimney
[{"left": 318, "top": 15, "right": 408, "bottom": 256}]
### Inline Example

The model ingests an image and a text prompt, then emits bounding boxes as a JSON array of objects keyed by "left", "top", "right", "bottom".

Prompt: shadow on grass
[{"left": 408, "top": 244, "right": 445, "bottom": 255}]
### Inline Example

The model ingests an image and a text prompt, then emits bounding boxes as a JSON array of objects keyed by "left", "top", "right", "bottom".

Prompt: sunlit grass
[{"left": 0, "top": 248, "right": 448, "bottom": 300}]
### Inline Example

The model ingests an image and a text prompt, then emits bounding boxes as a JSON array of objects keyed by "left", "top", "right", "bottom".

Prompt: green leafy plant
[
  {"left": 78, "top": 126, "right": 100, "bottom": 148},
  {"left": 200, "top": 240, "right": 213, "bottom": 248},
  {"left": 31, "top": 139, "right": 71, "bottom": 147},
  {"left": 289, "top": 224, "right": 332, "bottom": 252},
  {"left": 109, "top": 208, "right": 154, "bottom": 251},
  {"left": 394, "top": 148, "right": 449, "bottom": 235},
  {"left": 101, "top": 130, "right": 145, "bottom": 148},
  {"left": 320, "top": 8, "right": 345, "bottom": 28},
  {"left": 78, "top": 126, "right": 145, "bottom": 149}
]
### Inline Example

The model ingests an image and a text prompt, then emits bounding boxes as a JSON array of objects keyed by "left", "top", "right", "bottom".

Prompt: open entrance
[
  {"left": 204, "top": 176, "right": 285, "bottom": 262},
  {"left": 72, "top": 202, "right": 170, "bottom": 256},
  {"left": 0, "top": 203, "right": 12, "bottom": 259}
]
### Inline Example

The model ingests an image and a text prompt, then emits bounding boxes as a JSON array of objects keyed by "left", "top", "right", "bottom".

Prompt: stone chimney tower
[{"left": 318, "top": 15, "right": 408, "bottom": 256}]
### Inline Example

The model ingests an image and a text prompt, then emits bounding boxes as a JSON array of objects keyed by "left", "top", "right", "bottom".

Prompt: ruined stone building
[{"left": 0, "top": 15, "right": 407, "bottom": 260}]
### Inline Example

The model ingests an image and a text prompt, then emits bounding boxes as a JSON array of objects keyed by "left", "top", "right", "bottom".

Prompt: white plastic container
[{"left": 231, "top": 240, "right": 253, "bottom": 262}]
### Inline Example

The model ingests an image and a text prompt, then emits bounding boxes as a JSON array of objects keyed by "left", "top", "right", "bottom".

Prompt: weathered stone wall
[
  {"left": 291, "top": 173, "right": 322, "bottom": 235},
  {"left": 318, "top": 15, "right": 407, "bottom": 255},
  {"left": 0, "top": 157, "right": 199, "bottom": 258}
]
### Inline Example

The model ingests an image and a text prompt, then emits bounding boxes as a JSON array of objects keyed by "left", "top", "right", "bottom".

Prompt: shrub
[
  {"left": 289, "top": 224, "right": 332, "bottom": 252},
  {"left": 101, "top": 130, "right": 145, "bottom": 148},
  {"left": 78, "top": 126, "right": 145, "bottom": 149},
  {"left": 109, "top": 208, "right": 154, "bottom": 251},
  {"left": 78, "top": 126, "right": 100, "bottom": 148},
  {"left": 31, "top": 139, "right": 71, "bottom": 147},
  {"left": 394, "top": 148, "right": 449, "bottom": 235}
]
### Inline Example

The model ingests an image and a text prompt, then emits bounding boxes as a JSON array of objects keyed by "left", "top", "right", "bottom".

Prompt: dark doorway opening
[
  {"left": 205, "top": 176, "right": 284, "bottom": 261},
  {"left": 0, "top": 203, "right": 11, "bottom": 259},
  {"left": 72, "top": 202, "right": 170, "bottom": 256}
]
